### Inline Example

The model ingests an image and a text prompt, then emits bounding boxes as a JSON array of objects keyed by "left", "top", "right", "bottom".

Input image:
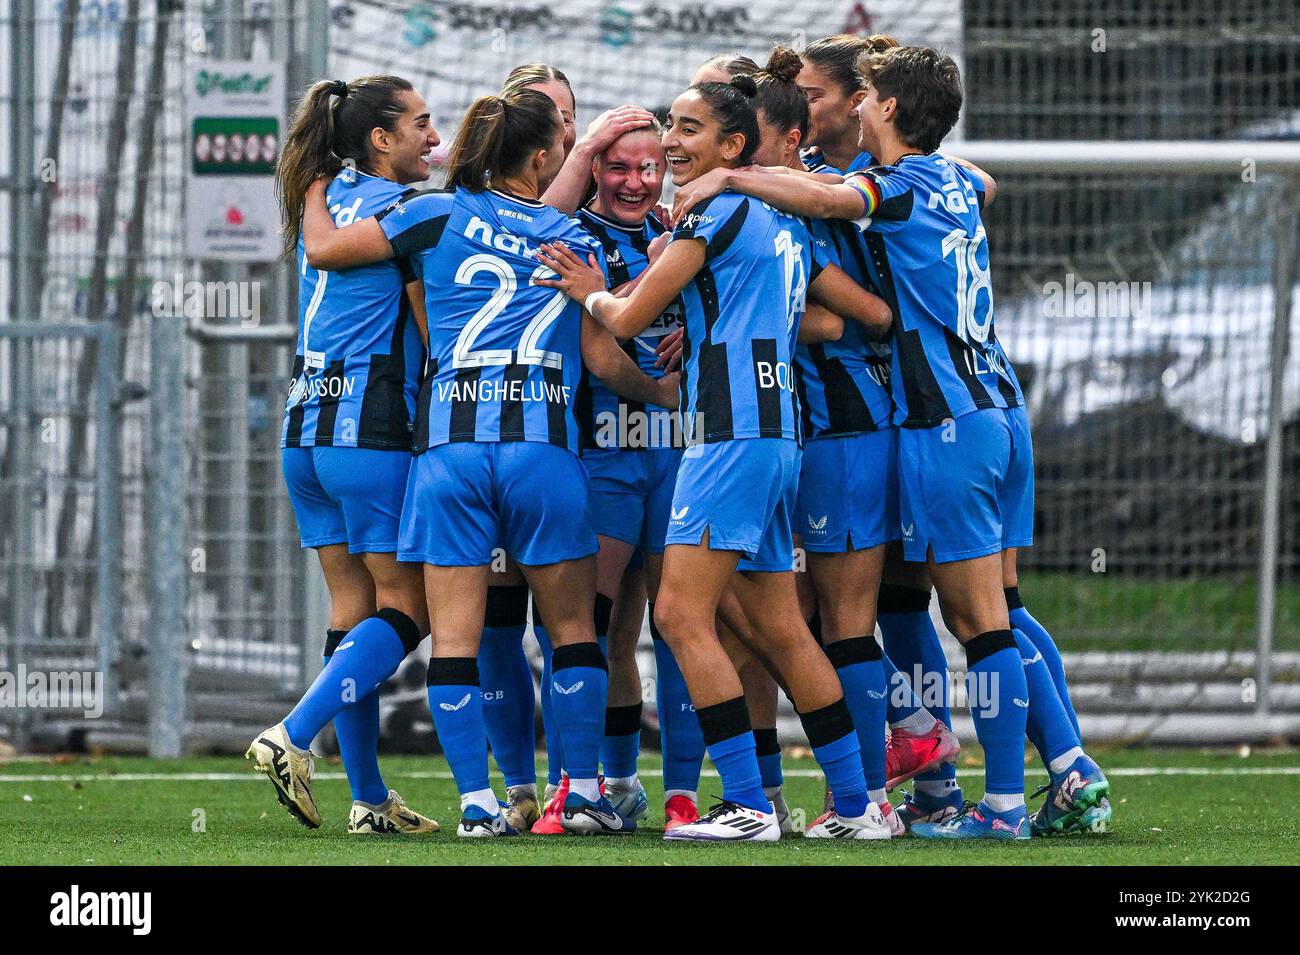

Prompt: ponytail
[
  {"left": 754, "top": 46, "right": 811, "bottom": 141},
  {"left": 275, "top": 74, "right": 414, "bottom": 259},
  {"left": 444, "top": 88, "right": 561, "bottom": 191}
]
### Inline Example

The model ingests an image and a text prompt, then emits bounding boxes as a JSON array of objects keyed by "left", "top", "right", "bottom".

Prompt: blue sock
[
  {"left": 1007, "top": 587, "right": 1082, "bottom": 741},
  {"left": 1013, "top": 628, "right": 1080, "bottom": 766},
  {"left": 754, "top": 728, "right": 783, "bottom": 789},
  {"left": 283, "top": 609, "right": 417, "bottom": 750},
  {"left": 426, "top": 657, "right": 490, "bottom": 796},
  {"left": 964, "top": 631, "right": 1028, "bottom": 798},
  {"left": 697, "top": 697, "right": 768, "bottom": 811},
  {"left": 882, "top": 653, "right": 924, "bottom": 724},
  {"left": 323, "top": 629, "right": 388, "bottom": 805},
  {"left": 478, "top": 586, "right": 536, "bottom": 788},
  {"left": 549, "top": 642, "right": 608, "bottom": 783},
  {"left": 801, "top": 698, "right": 868, "bottom": 817},
  {"left": 879, "top": 585, "right": 958, "bottom": 787},
  {"left": 533, "top": 610, "right": 565, "bottom": 787},
  {"left": 592, "top": 596, "right": 642, "bottom": 777},
  {"left": 824, "top": 637, "right": 888, "bottom": 792},
  {"left": 651, "top": 610, "right": 705, "bottom": 794}
]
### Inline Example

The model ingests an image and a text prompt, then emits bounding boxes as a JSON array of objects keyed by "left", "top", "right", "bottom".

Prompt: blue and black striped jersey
[
  {"left": 800, "top": 147, "right": 875, "bottom": 176},
  {"left": 671, "top": 192, "right": 826, "bottom": 444},
  {"left": 282, "top": 168, "right": 422, "bottom": 450},
  {"left": 794, "top": 216, "right": 894, "bottom": 439},
  {"left": 574, "top": 207, "right": 684, "bottom": 451},
  {"left": 846, "top": 154, "right": 1023, "bottom": 428},
  {"left": 378, "top": 187, "right": 609, "bottom": 456}
]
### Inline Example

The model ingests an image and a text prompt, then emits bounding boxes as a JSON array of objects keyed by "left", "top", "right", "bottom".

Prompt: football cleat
[
  {"left": 879, "top": 799, "right": 906, "bottom": 837},
  {"left": 348, "top": 789, "right": 439, "bottom": 834},
  {"left": 605, "top": 778, "right": 650, "bottom": 824},
  {"left": 895, "top": 788, "right": 964, "bottom": 831},
  {"left": 664, "top": 794, "right": 699, "bottom": 830},
  {"left": 767, "top": 786, "right": 794, "bottom": 834},
  {"left": 531, "top": 775, "right": 569, "bottom": 835},
  {"left": 457, "top": 804, "right": 519, "bottom": 838},
  {"left": 911, "top": 800, "right": 1030, "bottom": 840},
  {"left": 245, "top": 723, "right": 321, "bottom": 829},
  {"left": 561, "top": 792, "right": 634, "bottom": 835},
  {"left": 885, "top": 721, "right": 960, "bottom": 791},
  {"left": 502, "top": 785, "right": 542, "bottom": 832},
  {"left": 662, "top": 799, "right": 780, "bottom": 843},
  {"left": 1029, "top": 755, "right": 1112, "bottom": 836},
  {"left": 804, "top": 802, "right": 892, "bottom": 840}
]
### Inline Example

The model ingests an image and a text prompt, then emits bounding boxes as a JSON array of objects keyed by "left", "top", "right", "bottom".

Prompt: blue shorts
[
  {"left": 281, "top": 446, "right": 410, "bottom": 553},
  {"left": 796, "top": 430, "right": 900, "bottom": 553},
  {"left": 398, "top": 441, "right": 598, "bottom": 567},
  {"left": 585, "top": 447, "right": 683, "bottom": 554},
  {"left": 664, "top": 438, "right": 799, "bottom": 572},
  {"left": 898, "top": 405, "right": 1035, "bottom": 564}
]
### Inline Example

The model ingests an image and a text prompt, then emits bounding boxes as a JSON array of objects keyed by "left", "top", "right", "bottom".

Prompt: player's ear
[
  {"left": 369, "top": 124, "right": 390, "bottom": 157},
  {"left": 849, "top": 89, "right": 867, "bottom": 113},
  {"left": 719, "top": 131, "right": 746, "bottom": 163}
]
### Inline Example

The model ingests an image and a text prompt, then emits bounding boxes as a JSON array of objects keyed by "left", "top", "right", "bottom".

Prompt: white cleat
[
  {"left": 766, "top": 786, "right": 794, "bottom": 834},
  {"left": 246, "top": 722, "right": 321, "bottom": 828},
  {"left": 663, "top": 800, "right": 781, "bottom": 843},
  {"left": 804, "top": 803, "right": 893, "bottom": 840},
  {"left": 348, "top": 789, "right": 439, "bottom": 834},
  {"left": 456, "top": 805, "right": 518, "bottom": 838},
  {"left": 605, "top": 778, "right": 650, "bottom": 823}
]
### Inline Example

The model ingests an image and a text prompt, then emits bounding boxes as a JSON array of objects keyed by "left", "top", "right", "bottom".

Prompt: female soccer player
[
  {"left": 671, "top": 45, "right": 1111, "bottom": 839},
  {"left": 298, "top": 87, "right": 677, "bottom": 838},
  {"left": 749, "top": 47, "right": 962, "bottom": 836},
  {"left": 247, "top": 75, "right": 441, "bottom": 835},
  {"left": 538, "top": 75, "right": 897, "bottom": 842},
  {"left": 796, "top": 34, "right": 896, "bottom": 175}
]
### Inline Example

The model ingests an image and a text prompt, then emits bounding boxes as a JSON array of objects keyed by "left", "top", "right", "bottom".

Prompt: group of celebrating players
[{"left": 246, "top": 32, "right": 1114, "bottom": 843}]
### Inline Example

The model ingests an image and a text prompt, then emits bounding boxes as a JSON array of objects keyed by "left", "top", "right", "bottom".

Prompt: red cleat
[
  {"left": 663, "top": 795, "right": 699, "bottom": 830},
  {"left": 531, "top": 775, "right": 569, "bottom": 835},
  {"left": 885, "top": 722, "right": 960, "bottom": 791}
]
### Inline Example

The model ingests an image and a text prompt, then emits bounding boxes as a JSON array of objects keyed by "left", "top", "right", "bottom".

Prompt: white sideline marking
[{"left": 0, "top": 766, "right": 1298, "bottom": 783}]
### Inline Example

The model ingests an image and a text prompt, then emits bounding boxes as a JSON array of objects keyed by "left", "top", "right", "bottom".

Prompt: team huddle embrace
[{"left": 247, "top": 33, "right": 1113, "bottom": 845}]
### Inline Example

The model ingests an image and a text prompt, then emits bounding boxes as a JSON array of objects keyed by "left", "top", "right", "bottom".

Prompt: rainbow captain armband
[{"left": 846, "top": 173, "right": 882, "bottom": 217}]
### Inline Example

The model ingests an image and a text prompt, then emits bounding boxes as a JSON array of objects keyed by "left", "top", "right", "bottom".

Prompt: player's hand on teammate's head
[
  {"left": 536, "top": 242, "right": 605, "bottom": 303},
  {"left": 654, "top": 325, "right": 684, "bottom": 371},
  {"left": 581, "top": 105, "right": 656, "bottom": 153},
  {"left": 670, "top": 166, "right": 731, "bottom": 222}
]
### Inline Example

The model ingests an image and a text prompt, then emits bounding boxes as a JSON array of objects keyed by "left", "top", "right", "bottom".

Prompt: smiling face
[
  {"left": 661, "top": 89, "right": 745, "bottom": 186},
  {"left": 855, "top": 81, "right": 889, "bottom": 161},
  {"left": 797, "top": 59, "right": 862, "bottom": 153},
  {"left": 592, "top": 129, "right": 665, "bottom": 225},
  {"left": 379, "top": 89, "right": 440, "bottom": 184},
  {"left": 528, "top": 78, "right": 577, "bottom": 157}
]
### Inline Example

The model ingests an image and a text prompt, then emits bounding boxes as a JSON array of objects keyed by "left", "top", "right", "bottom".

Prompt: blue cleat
[
  {"left": 896, "top": 788, "right": 965, "bottom": 832},
  {"left": 560, "top": 792, "right": 634, "bottom": 835},
  {"left": 911, "top": 800, "right": 1030, "bottom": 840},
  {"left": 1029, "top": 754, "right": 1112, "bottom": 836},
  {"left": 456, "top": 802, "right": 519, "bottom": 838}
]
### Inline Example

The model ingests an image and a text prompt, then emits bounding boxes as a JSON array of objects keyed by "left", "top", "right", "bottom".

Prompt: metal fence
[{"left": 1, "top": 0, "right": 1299, "bottom": 755}]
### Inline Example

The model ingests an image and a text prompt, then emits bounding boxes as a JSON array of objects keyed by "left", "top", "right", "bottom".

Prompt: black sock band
[
  {"left": 798, "top": 698, "right": 856, "bottom": 749},
  {"left": 427, "top": 657, "right": 479, "bottom": 686},
  {"left": 648, "top": 604, "right": 664, "bottom": 642},
  {"left": 964, "top": 629, "right": 1017, "bottom": 668},
  {"left": 604, "top": 702, "right": 642, "bottom": 736},
  {"left": 593, "top": 593, "right": 614, "bottom": 637},
  {"left": 878, "top": 583, "right": 932, "bottom": 615},
  {"left": 697, "top": 696, "right": 752, "bottom": 746},
  {"left": 551, "top": 641, "right": 608, "bottom": 673},
  {"left": 753, "top": 727, "right": 780, "bottom": 757},
  {"left": 376, "top": 607, "right": 422, "bottom": 655},
  {"left": 323, "top": 628, "right": 348, "bottom": 658},
  {"left": 807, "top": 610, "right": 823, "bottom": 646},
  {"left": 1004, "top": 586, "right": 1023, "bottom": 611},
  {"left": 824, "top": 635, "right": 883, "bottom": 668},
  {"left": 484, "top": 584, "right": 529, "bottom": 628}
]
